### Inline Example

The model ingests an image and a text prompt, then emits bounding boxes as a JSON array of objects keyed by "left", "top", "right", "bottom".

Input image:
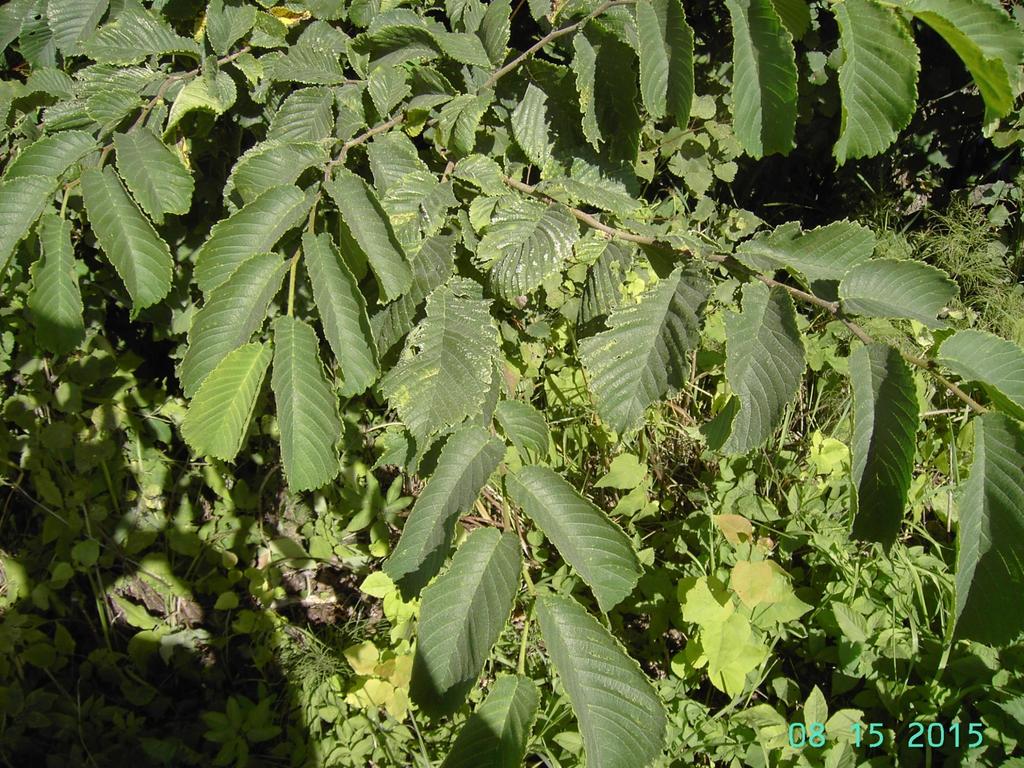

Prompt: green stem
[
  {"left": 517, "top": 607, "right": 532, "bottom": 675},
  {"left": 286, "top": 244, "right": 302, "bottom": 317}
]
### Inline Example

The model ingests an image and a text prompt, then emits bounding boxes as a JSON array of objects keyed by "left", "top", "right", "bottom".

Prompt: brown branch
[
  {"left": 503, "top": 175, "right": 989, "bottom": 415},
  {"left": 481, "top": 0, "right": 636, "bottom": 90}
]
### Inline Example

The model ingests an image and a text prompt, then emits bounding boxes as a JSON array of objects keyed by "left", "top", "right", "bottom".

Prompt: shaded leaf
[
  {"left": 80, "top": 167, "right": 171, "bottom": 310},
  {"left": 722, "top": 283, "right": 805, "bottom": 453},
  {"left": 302, "top": 231, "right": 379, "bottom": 396},
  {"left": 535, "top": 593, "right": 667, "bottom": 768},
  {"left": 271, "top": 316, "right": 342, "bottom": 491},
  {"left": 181, "top": 342, "right": 272, "bottom": 460},
  {"left": 507, "top": 465, "right": 641, "bottom": 612},
  {"left": 579, "top": 264, "right": 711, "bottom": 434},
  {"left": 849, "top": 343, "right": 918, "bottom": 545},
  {"left": 28, "top": 213, "right": 83, "bottom": 354},
  {"left": 410, "top": 529, "right": 521, "bottom": 717},
  {"left": 384, "top": 425, "right": 506, "bottom": 597},
  {"left": 440, "top": 675, "right": 539, "bottom": 768}
]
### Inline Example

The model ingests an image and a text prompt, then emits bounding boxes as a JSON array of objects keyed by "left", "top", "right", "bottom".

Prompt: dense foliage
[{"left": 1, "top": 0, "right": 1024, "bottom": 766}]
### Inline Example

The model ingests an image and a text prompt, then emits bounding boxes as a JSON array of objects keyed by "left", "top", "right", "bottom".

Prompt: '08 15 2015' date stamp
[{"left": 787, "top": 720, "right": 984, "bottom": 751}]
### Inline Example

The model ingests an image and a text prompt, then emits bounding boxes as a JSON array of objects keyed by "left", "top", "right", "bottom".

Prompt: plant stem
[
  {"left": 286, "top": 243, "right": 302, "bottom": 317},
  {"left": 517, "top": 607, "right": 532, "bottom": 675},
  {"left": 504, "top": 176, "right": 988, "bottom": 415},
  {"left": 482, "top": 0, "right": 637, "bottom": 90}
]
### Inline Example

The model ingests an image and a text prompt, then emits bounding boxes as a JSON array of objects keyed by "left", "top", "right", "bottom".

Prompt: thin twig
[
  {"left": 504, "top": 175, "right": 988, "bottom": 415},
  {"left": 482, "top": 0, "right": 637, "bottom": 90}
]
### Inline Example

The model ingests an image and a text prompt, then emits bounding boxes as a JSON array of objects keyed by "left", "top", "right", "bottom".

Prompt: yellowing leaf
[
  {"left": 730, "top": 560, "right": 791, "bottom": 607},
  {"left": 344, "top": 641, "right": 380, "bottom": 676},
  {"left": 269, "top": 7, "right": 310, "bottom": 25},
  {"left": 713, "top": 514, "right": 753, "bottom": 545}
]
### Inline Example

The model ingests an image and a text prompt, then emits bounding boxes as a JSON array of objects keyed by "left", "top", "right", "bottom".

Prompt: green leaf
[
  {"left": 80, "top": 167, "right": 172, "bottom": 311},
  {"left": 193, "top": 185, "right": 311, "bottom": 296},
  {"left": 82, "top": 6, "right": 202, "bottom": 64},
  {"left": 572, "top": 24, "right": 642, "bottom": 162},
  {"left": 384, "top": 425, "right": 506, "bottom": 597},
  {"left": 302, "top": 231, "right": 379, "bottom": 396},
  {"left": 897, "top": 0, "right": 1024, "bottom": 122},
  {"left": 849, "top": 343, "right": 919, "bottom": 545},
  {"left": 771, "top": 0, "right": 810, "bottom": 39},
  {"left": 440, "top": 675, "right": 539, "bottom": 768},
  {"left": 46, "top": 0, "right": 108, "bottom": 54},
  {"left": 181, "top": 342, "right": 272, "bottom": 461},
  {"left": 478, "top": 0, "right": 511, "bottom": 66},
  {"left": 832, "top": 0, "right": 920, "bottom": 163},
  {"left": 478, "top": 198, "right": 579, "bottom": 301},
  {"left": 28, "top": 213, "right": 83, "bottom": 355},
  {"left": 225, "top": 141, "right": 329, "bottom": 207},
  {"left": 733, "top": 220, "right": 875, "bottom": 292},
  {"left": 410, "top": 528, "right": 521, "bottom": 717},
  {"left": 265, "top": 39, "right": 349, "bottom": 85},
  {"left": 572, "top": 31, "right": 601, "bottom": 149},
  {"left": 722, "top": 283, "right": 805, "bottom": 453},
  {"left": 113, "top": 130, "right": 194, "bottom": 225},
  {"left": 494, "top": 400, "right": 549, "bottom": 461},
  {"left": 324, "top": 169, "right": 414, "bottom": 302},
  {"left": 165, "top": 70, "right": 237, "bottom": 135},
  {"left": 577, "top": 239, "right": 634, "bottom": 325},
  {"left": 839, "top": 258, "right": 956, "bottom": 328},
  {"left": 724, "top": 0, "right": 798, "bottom": 156},
  {"left": 511, "top": 83, "right": 551, "bottom": 168},
  {"left": 636, "top": 0, "right": 694, "bottom": 126},
  {"left": 3, "top": 130, "right": 96, "bottom": 181},
  {"left": 435, "top": 31, "right": 493, "bottom": 67},
  {"left": 436, "top": 93, "right": 492, "bottom": 157},
  {"left": 380, "top": 279, "right": 499, "bottom": 443},
  {"left": 507, "top": 465, "right": 641, "bottom": 612},
  {"left": 370, "top": 234, "right": 456, "bottom": 355},
  {"left": 579, "top": 264, "right": 711, "bottom": 434},
  {"left": 267, "top": 86, "right": 335, "bottom": 143},
  {"left": 954, "top": 413, "right": 1024, "bottom": 645},
  {"left": 205, "top": 0, "right": 256, "bottom": 56},
  {"left": 271, "top": 316, "right": 342, "bottom": 492},
  {"left": 179, "top": 252, "right": 289, "bottom": 398},
  {"left": 0, "top": 175, "right": 57, "bottom": 273},
  {"left": 938, "top": 330, "right": 1024, "bottom": 418},
  {"left": 535, "top": 593, "right": 667, "bottom": 768}
]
